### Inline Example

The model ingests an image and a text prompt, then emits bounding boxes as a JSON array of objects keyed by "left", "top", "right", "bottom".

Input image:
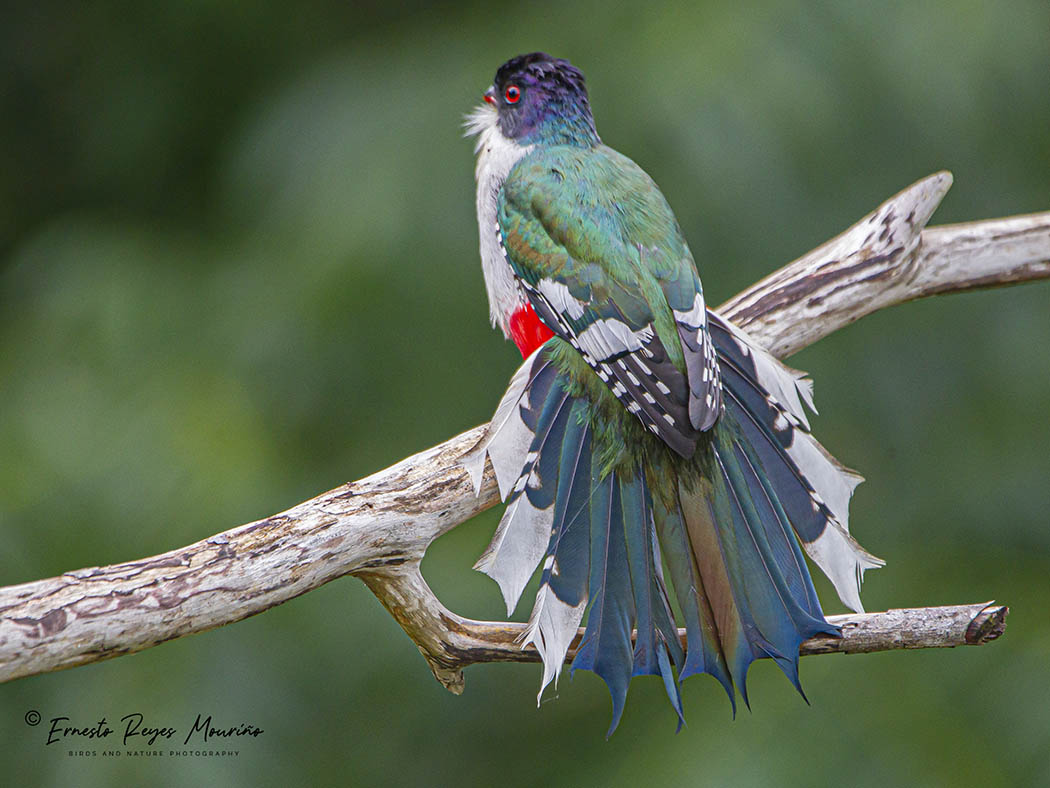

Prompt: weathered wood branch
[{"left": 1, "top": 172, "right": 1042, "bottom": 689}]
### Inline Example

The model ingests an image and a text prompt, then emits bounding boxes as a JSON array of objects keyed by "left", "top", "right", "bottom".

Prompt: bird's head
[{"left": 468, "top": 53, "right": 600, "bottom": 148}]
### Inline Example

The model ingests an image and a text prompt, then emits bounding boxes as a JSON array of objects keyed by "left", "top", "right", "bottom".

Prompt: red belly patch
[{"left": 508, "top": 303, "right": 555, "bottom": 358}]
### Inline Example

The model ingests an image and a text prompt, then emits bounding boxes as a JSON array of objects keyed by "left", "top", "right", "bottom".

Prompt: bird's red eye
[{"left": 505, "top": 85, "right": 521, "bottom": 104}]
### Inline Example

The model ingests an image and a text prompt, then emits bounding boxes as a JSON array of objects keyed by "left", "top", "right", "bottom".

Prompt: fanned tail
[{"left": 467, "top": 320, "right": 883, "bottom": 733}]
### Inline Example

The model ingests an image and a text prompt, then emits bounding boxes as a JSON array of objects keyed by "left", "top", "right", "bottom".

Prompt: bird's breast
[{"left": 472, "top": 115, "right": 533, "bottom": 336}]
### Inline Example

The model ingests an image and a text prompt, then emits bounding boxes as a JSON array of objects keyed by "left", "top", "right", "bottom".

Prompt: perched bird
[{"left": 463, "top": 52, "right": 883, "bottom": 733}]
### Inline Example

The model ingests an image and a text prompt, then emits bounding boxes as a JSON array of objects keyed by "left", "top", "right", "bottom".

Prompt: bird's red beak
[{"left": 483, "top": 87, "right": 497, "bottom": 106}]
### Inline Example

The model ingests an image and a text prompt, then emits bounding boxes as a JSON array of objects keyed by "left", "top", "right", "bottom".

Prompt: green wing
[{"left": 497, "top": 144, "right": 722, "bottom": 457}]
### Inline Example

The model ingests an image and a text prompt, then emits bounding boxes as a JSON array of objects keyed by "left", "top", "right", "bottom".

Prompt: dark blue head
[{"left": 484, "top": 53, "right": 600, "bottom": 147}]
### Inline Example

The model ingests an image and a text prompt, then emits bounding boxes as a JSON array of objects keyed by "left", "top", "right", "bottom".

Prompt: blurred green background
[{"left": 2, "top": 1, "right": 1048, "bottom": 785}]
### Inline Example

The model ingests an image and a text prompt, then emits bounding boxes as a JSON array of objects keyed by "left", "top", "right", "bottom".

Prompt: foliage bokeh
[{"left": 1, "top": 2, "right": 1048, "bottom": 785}]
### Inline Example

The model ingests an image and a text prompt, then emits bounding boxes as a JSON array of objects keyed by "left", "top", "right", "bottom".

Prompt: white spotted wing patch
[
  {"left": 575, "top": 318, "right": 653, "bottom": 360},
  {"left": 580, "top": 334, "right": 696, "bottom": 458},
  {"left": 674, "top": 291, "right": 723, "bottom": 432},
  {"left": 493, "top": 214, "right": 702, "bottom": 457},
  {"left": 510, "top": 273, "right": 699, "bottom": 457}
]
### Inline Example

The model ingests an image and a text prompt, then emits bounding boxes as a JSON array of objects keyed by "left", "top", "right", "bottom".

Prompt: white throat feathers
[{"left": 465, "top": 105, "right": 534, "bottom": 335}]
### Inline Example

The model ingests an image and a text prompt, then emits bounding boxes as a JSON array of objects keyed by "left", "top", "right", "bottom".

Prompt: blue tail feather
[
  {"left": 724, "top": 438, "right": 828, "bottom": 635},
  {"left": 620, "top": 476, "right": 660, "bottom": 677},
  {"left": 520, "top": 394, "right": 595, "bottom": 697},
  {"left": 736, "top": 444, "right": 824, "bottom": 620},
  {"left": 719, "top": 364, "right": 831, "bottom": 544},
  {"left": 620, "top": 474, "right": 685, "bottom": 726},
  {"left": 693, "top": 463, "right": 772, "bottom": 709},
  {"left": 712, "top": 430, "right": 837, "bottom": 694},
  {"left": 523, "top": 383, "right": 574, "bottom": 512},
  {"left": 652, "top": 494, "right": 734, "bottom": 704},
  {"left": 572, "top": 476, "right": 635, "bottom": 736},
  {"left": 542, "top": 398, "right": 593, "bottom": 607}
]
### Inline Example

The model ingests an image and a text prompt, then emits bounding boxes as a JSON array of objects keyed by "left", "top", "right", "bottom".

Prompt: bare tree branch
[{"left": 1, "top": 172, "right": 1042, "bottom": 688}]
